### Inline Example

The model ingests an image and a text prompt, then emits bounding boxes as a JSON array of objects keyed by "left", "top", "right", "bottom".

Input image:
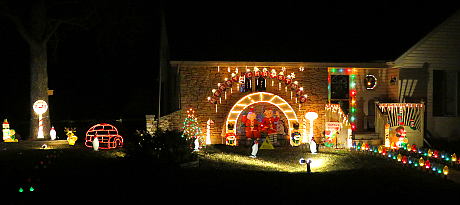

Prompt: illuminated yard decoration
[
  {"left": 225, "top": 92, "right": 299, "bottom": 140},
  {"left": 2, "top": 119, "right": 17, "bottom": 142},
  {"left": 305, "top": 112, "right": 318, "bottom": 145},
  {"left": 50, "top": 126, "right": 56, "bottom": 140},
  {"left": 85, "top": 123, "right": 123, "bottom": 149},
  {"left": 377, "top": 103, "right": 425, "bottom": 147},
  {"left": 65, "top": 127, "right": 78, "bottom": 145},
  {"left": 33, "top": 100, "right": 48, "bottom": 139}
]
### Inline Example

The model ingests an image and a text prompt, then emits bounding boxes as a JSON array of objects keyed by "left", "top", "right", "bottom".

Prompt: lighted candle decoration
[
  {"left": 33, "top": 100, "right": 48, "bottom": 139},
  {"left": 206, "top": 119, "right": 213, "bottom": 145}
]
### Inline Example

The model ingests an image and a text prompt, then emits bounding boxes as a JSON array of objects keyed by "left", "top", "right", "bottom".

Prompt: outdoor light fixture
[
  {"left": 33, "top": 100, "right": 48, "bottom": 139},
  {"left": 299, "top": 158, "right": 312, "bottom": 173}
]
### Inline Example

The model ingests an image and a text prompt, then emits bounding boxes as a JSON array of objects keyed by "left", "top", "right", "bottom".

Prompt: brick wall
[{"left": 167, "top": 61, "right": 389, "bottom": 144}]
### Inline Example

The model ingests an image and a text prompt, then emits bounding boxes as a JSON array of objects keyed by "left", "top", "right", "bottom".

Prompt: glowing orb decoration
[
  {"left": 85, "top": 123, "right": 123, "bottom": 149},
  {"left": 33, "top": 100, "right": 48, "bottom": 139}
]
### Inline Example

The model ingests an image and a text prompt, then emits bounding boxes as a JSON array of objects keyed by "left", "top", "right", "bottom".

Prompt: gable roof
[{"left": 394, "top": 10, "right": 460, "bottom": 68}]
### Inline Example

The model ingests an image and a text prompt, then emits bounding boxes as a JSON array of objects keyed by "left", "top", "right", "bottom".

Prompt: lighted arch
[{"left": 225, "top": 92, "right": 299, "bottom": 137}]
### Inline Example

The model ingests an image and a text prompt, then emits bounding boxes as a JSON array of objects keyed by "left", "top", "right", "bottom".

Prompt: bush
[{"left": 126, "top": 129, "right": 197, "bottom": 165}]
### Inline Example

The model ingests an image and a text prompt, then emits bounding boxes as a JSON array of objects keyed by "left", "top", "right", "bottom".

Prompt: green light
[
  {"left": 350, "top": 116, "right": 355, "bottom": 122},
  {"left": 330, "top": 68, "right": 336, "bottom": 73},
  {"left": 19, "top": 187, "right": 24, "bottom": 193},
  {"left": 350, "top": 74, "right": 356, "bottom": 79},
  {"left": 29, "top": 186, "right": 34, "bottom": 192},
  {"left": 350, "top": 82, "right": 356, "bottom": 88},
  {"left": 350, "top": 107, "right": 356, "bottom": 113}
]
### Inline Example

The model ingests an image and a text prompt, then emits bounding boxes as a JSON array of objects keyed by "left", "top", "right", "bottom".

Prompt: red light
[
  {"left": 350, "top": 90, "right": 357, "bottom": 96},
  {"left": 351, "top": 123, "right": 356, "bottom": 130},
  {"left": 85, "top": 123, "right": 124, "bottom": 149},
  {"left": 347, "top": 68, "right": 352, "bottom": 73}
]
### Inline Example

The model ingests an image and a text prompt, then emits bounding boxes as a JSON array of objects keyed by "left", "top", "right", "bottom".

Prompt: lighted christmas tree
[{"left": 181, "top": 108, "right": 202, "bottom": 140}]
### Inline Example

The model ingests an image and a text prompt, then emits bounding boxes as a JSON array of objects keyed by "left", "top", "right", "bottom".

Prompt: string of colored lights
[
  {"left": 328, "top": 68, "right": 357, "bottom": 131},
  {"left": 209, "top": 66, "right": 308, "bottom": 112},
  {"left": 352, "top": 143, "right": 456, "bottom": 177}
]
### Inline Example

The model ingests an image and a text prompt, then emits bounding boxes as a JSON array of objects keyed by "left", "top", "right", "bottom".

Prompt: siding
[{"left": 394, "top": 10, "right": 460, "bottom": 140}]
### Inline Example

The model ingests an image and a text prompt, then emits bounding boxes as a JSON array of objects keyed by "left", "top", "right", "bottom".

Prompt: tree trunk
[{"left": 30, "top": 41, "right": 50, "bottom": 140}]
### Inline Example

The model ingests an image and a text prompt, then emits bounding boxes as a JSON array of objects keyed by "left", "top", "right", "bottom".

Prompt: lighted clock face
[{"left": 365, "top": 75, "right": 377, "bottom": 90}]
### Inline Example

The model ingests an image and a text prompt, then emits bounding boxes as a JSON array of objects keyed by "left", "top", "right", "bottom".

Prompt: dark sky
[{"left": 0, "top": 0, "right": 459, "bottom": 135}]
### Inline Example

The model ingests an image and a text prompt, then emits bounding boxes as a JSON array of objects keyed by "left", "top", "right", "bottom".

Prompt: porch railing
[{"left": 325, "top": 104, "right": 352, "bottom": 148}]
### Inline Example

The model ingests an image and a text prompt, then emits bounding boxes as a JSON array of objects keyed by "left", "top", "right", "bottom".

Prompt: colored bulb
[
  {"left": 29, "top": 186, "right": 34, "bottom": 192},
  {"left": 19, "top": 187, "right": 24, "bottom": 193},
  {"left": 330, "top": 68, "right": 336, "bottom": 73}
]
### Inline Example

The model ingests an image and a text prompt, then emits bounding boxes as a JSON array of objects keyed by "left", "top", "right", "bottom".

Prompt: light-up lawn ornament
[
  {"left": 50, "top": 126, "right": 56, "bottom": 140},
  {"left": 2, "top": 119, "right": 18, "bottom": 142},
  {"left": 305, "top": 112, "right": 318, "bottom": 153},
  {"left": 33, "top": 100, "right": 48, "bottom": 139},
  {"left": 85, "top": 123, "right": 123, "bottom": 149},
  {"left": 92, "top": 137, "right": 99, "bottom": 151},
  {"left": 65, "top": 127, "right": 78, "bottom": 145},
  {"left": 250, "top": 140, "right": 259, "bottom": 158}
]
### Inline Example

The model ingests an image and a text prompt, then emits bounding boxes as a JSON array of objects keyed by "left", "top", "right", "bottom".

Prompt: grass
[{"left": 1, "top": 142, "right": 460, "bottom": 203}]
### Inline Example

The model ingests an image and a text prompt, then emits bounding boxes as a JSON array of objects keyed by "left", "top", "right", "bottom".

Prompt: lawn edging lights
[{"left": 351, "top": 142, "right": 456, "bottom": 178}]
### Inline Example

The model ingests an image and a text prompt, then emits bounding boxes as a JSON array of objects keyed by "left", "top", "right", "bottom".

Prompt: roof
[{"left": 394, "top": 10, "right": 460, "bottom": 68}]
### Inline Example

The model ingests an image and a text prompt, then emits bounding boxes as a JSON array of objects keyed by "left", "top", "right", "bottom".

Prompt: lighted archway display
[{"left": 225, "top": 92, "right": 299, "bottom": 138}]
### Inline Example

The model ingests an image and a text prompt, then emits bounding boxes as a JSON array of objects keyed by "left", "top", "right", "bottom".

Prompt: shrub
[{"left": 126, "top": 129, "right": 197, "bottom": 165}]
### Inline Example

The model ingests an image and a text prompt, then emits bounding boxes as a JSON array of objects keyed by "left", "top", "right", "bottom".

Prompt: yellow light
[
  {"left": 418, "top": 157, "right": 425, "bottom": 167},
  {"left": 443, "top": 166, "right": 449, "bottom": 175},
  {"left": 397, "top": 154, "right": 402, "bottom": 162}
]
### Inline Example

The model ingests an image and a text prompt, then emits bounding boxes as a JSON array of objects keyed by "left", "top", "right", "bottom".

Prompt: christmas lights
[
  {"left": 85, "top": 123, "right": 123, "bottom": 149},
  {"left": 33, "top": 100, "right": 48, "bottom": 139}
]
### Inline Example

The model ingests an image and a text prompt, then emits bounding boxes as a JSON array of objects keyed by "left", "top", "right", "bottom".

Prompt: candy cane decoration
[{"left": 33, "top": 100, "right": 48, "bottom": 139}]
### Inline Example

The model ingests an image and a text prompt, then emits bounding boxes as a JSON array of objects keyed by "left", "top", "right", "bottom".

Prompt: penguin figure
[
  {"left": 310, "top": 137, "right": 317, "bottom": 154},
  {"left": 250, "top": 139, "right": 259, "bottom": 158},
  {"left": 194, "top": 137, "right": 200, "bottom": 151},
  {"left": 50, "top": 126, "right": 57, "bottom": 140},
  {"left": 93, "top": 137, "right": 99, "bottom": 151}
]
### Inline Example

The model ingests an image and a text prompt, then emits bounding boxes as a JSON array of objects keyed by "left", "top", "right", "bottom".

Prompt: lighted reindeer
[{"left": 64, "top": 127, "right": 78, "bottom": 145}]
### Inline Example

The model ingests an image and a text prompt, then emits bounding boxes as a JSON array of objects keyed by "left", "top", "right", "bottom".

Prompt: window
[
  {"left": 330, "top": 75, "right": 350, "bottom": 114},
  {"left": 433, "top": 70, "right": 459, "bottom": 117}
]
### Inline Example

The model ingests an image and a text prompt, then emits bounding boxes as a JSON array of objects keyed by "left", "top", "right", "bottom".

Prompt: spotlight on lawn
[{"left": 299, "top": 158, "right": 312, "bottom": 173}]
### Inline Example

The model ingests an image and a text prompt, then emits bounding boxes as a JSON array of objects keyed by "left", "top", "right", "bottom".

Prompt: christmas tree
[{"left": 181, "top": 108, "right": 202, "bottom": 139}]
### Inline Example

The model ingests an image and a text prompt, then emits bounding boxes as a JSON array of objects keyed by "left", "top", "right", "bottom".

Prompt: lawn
[{"left": 1, "top": 142, "right": 459, "bottom": 204}]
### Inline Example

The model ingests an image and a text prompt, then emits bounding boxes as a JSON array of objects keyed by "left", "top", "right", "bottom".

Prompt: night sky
[{"left": 0, "top": 0, "right": 459, "bottom": 136}]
